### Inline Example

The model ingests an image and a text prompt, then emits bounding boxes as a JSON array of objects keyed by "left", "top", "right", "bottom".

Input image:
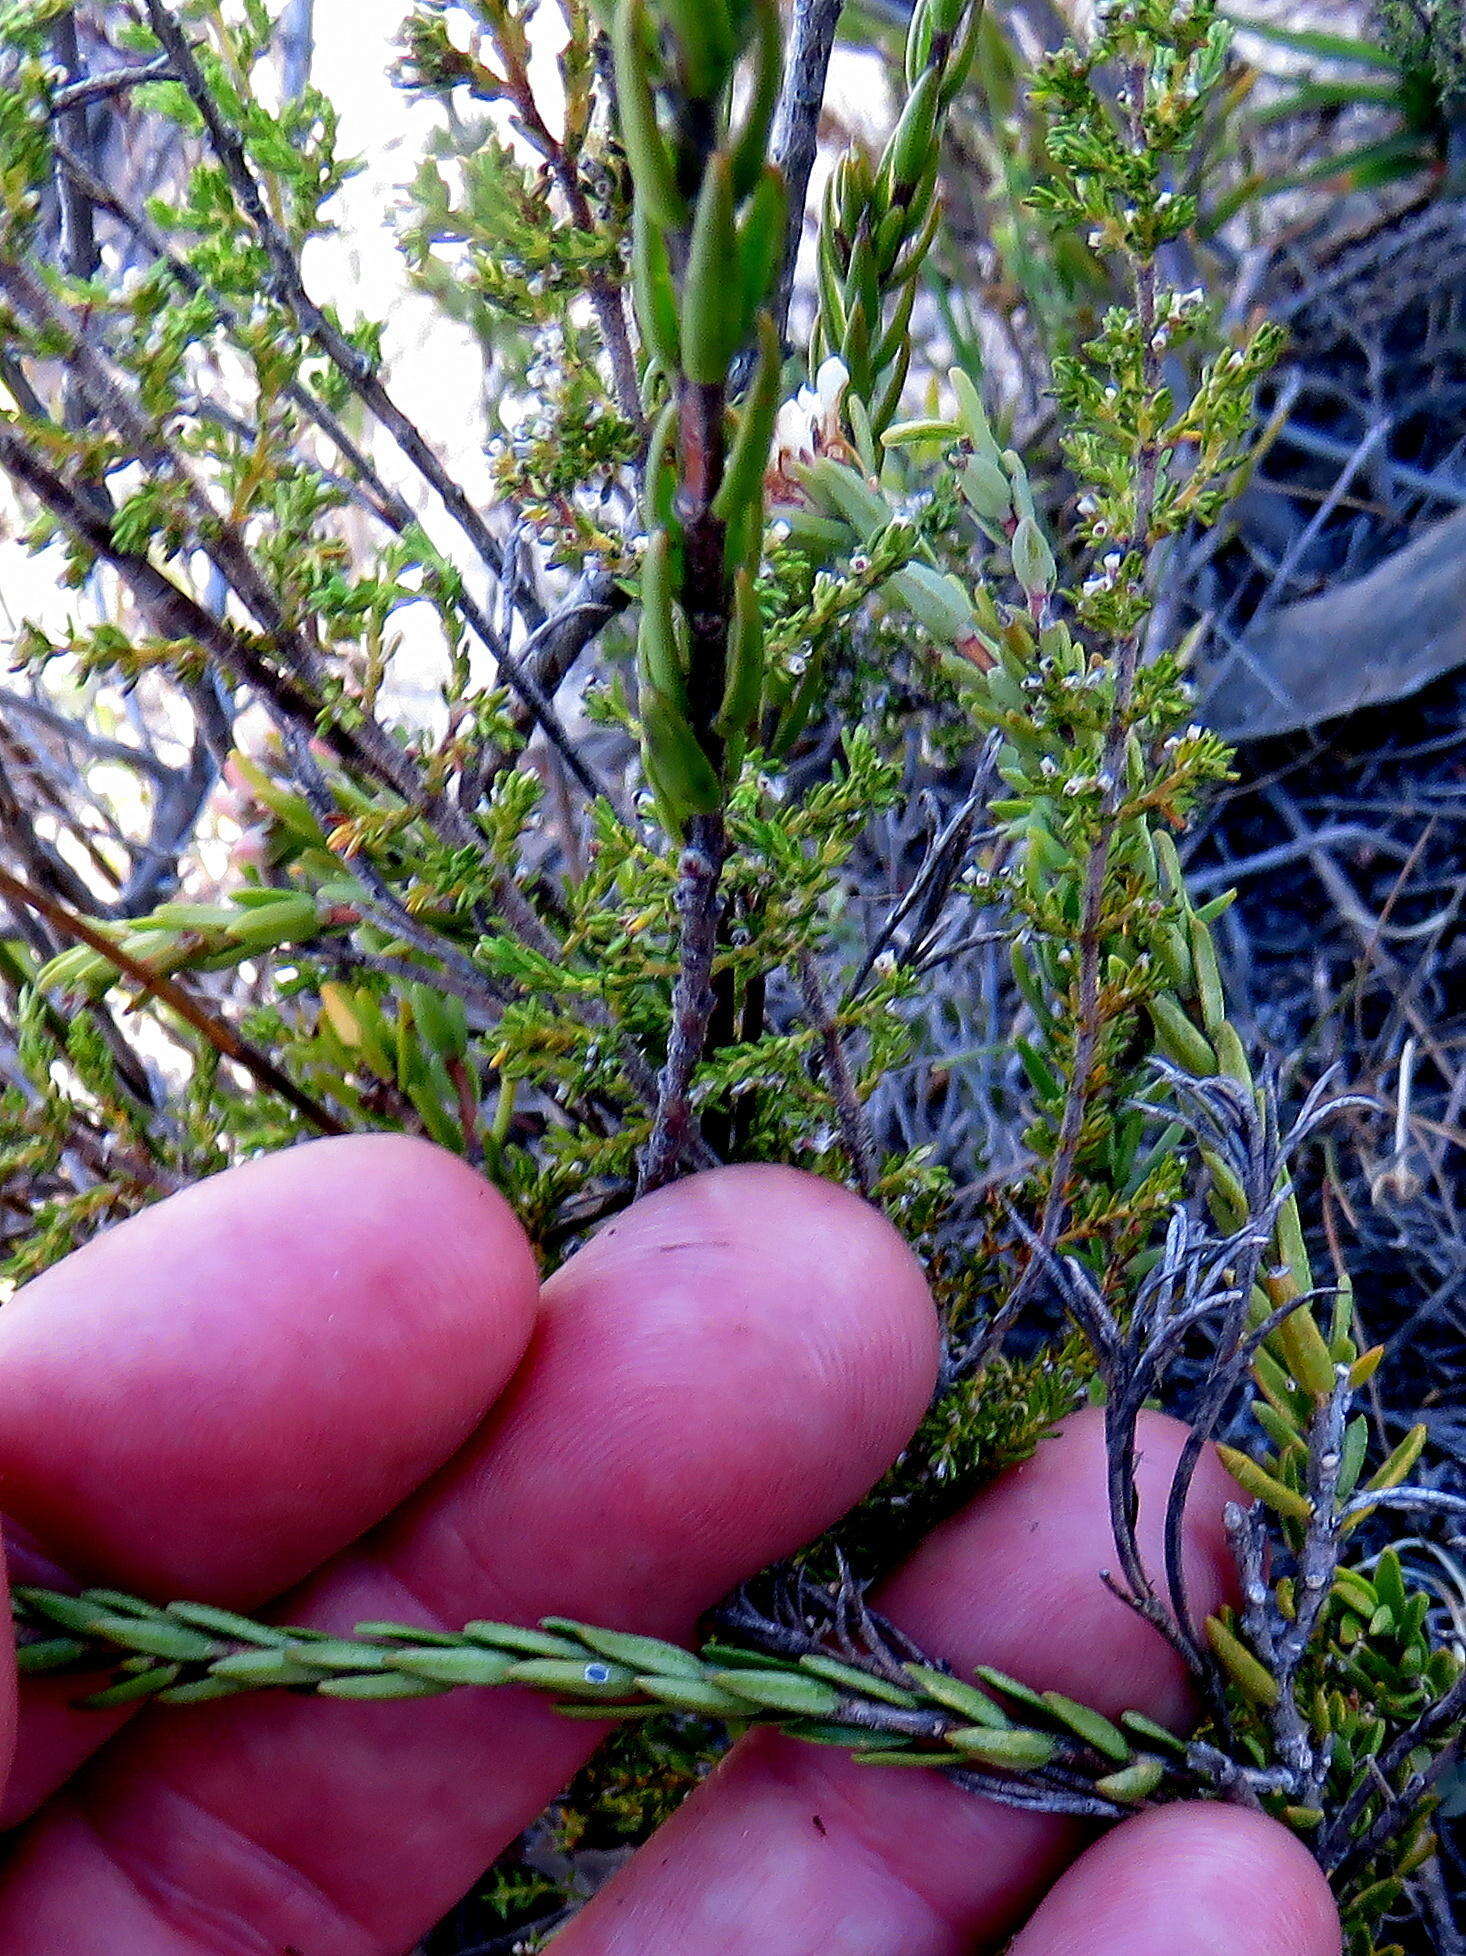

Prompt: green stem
[{"left": 13, "top": 1581, "right": 1182, "bottom": 1824}]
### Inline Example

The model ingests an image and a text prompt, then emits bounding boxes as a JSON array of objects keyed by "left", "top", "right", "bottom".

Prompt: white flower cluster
[
  {"left": 770, "top": 357, "right": 851, "bottom": 475},
  {"left": 1081, "top": 550, "right": 1125, "bottom": 599}
]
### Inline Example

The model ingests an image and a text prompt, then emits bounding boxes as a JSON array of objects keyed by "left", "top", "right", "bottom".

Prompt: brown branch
[
  {"left": 490, "top": 40, "right": 643, "bottom": 431},
  {"left": 770, "top": 0, "right": 844, "bottom": 341},
  {"left": 638, "top": 361, "right": 735, "bottom": 1191},
  {"left": 797, "top": 949, "right": 879, "bottom": 1197},
  {"left": 676, "top": 379, "right": 731, "bottom": 764},
  {"left": 44, "top": 136, "right": 618, "bottom": 811},
  {"left": 49, "top": 56, "right": 174, "bottom": 116},
  {"left": 50, "top": 13, "right": 100, "bottom": 293},
  {"left": 140, "top": 0, "right": 612, "bottom": 790},
  {"left": 505, "top": 571, "right": 629, "bottom": 743},
  {"left": 0, "top": 420, "right": 394, "bottom": 793},
  {"left": 51, "top": 138, "right": 419, "bottom": 537},
  {"left": 638, "top": 814, "right": 727, "bottom": 1192},
  {"left": 0, "top": 256, "right": 435, "bottom": 818},
  {"left": 0, "top": 260, "right": 330, "bottom": 689}
]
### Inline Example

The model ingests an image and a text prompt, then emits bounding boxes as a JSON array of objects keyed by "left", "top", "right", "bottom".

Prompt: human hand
[{"left": 0, "top": 1137, "right": 1341, "bottom": 1953}]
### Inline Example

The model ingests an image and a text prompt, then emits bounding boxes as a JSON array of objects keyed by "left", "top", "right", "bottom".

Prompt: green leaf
[
  {"left": 1039, "top": 1690, "right": 1130, "bottom": 1762},
  {"left": 708, "top": 1668, "right": 842, "bottom": 1716},
  {"left": 1227, "top": 15, "right": 1400, "bottom": 69}
]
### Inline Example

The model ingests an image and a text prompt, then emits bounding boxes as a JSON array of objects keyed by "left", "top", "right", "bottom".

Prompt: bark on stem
[
  {"left": 639, "top": 375, "right": 733, "bottom": 1192},
  {"left": 640, "top": 811, "right": 728, "bottom": 1191}
]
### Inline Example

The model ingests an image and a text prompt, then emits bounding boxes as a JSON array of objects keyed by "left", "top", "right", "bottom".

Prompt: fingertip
[
  {"left": 880, "top": 1403, "right": 1239, "bottom": 1731},
  {"left": 0, "top": 1136, "right": 540, "bottom": 1597},
  {"left": 0, "top": 1540, "right": 14, "bottom": 1798},
  {"left": 571, "top": 1162, "right": 941, "bottom": 1466},
  {"left": 295, "top": 1132, "right": 542, "bottom": 1325},
  {"left": 567, "top": 1157, "right": 931, "bottom": 1423},
  {"left": 1008, "top": 1803, "right": 1343, "bottom": 1956},
  {"left": 581, "top": 1154, "right": 930, "bottom": 1324},
  {"left": 501, "top": 1164, "right": 940, "bottom": 1615}
]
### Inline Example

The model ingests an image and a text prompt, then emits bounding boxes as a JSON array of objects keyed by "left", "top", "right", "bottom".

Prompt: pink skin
[{"left": 0, "top": 1139, "right": 1341, "bottom": 1955}]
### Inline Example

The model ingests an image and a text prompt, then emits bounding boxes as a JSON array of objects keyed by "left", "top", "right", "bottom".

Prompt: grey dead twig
[{"left": 769, "top": 0, "right": 845, "bottom": 342}]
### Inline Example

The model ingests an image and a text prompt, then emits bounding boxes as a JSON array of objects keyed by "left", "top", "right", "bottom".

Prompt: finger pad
[
  {"left": 1009, "top": 1805, "right": 1342, "bottom": 1956},
  {"left": 882, "top": 1406, "right": 1237, "bottom": 1727},
  {"left": 415, "top": 1164, "right": 941, "bottom": 1618},
  {"left": 0, "top": 1137, "right": 538, "bottom": 1597}
]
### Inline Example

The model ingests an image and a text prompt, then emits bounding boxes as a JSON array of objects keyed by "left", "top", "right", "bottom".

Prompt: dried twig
[
  {"left": 49, "top": 55, "right": 174, "bottom": 115},
  {"left": 0, "top": 420, "right": 400, "bottom": 796},
  {"left": 141, "top": 1, "right": 613, "bottom": 796},
  {"left": 769, "top": 0, "right": 844, "bottom": 341},
  {"left": 797, "top": 950, "right": 880, "bottom": 1197},
  {"left": 639, "top": 817, "right": 727, "bottom": 1193}
]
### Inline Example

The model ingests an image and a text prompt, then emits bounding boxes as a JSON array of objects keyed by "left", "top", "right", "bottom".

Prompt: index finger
[
  {"left": 0, "top": 1166, "right": 940, "bottom": 1953},
  {"left": 1, "top": 1135, "right": 540, "bottom": 1817}
]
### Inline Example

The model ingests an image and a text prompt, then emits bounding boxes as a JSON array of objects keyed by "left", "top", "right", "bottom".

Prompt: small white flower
[
  {"left": 812, "top": 355, "right": 850, "bottom": 419},
  {"left": 771, "top": 397, "right": 808, "bottom": 466},
  {"left": 770, "top": 358, "right": 851, "bottom": 475}
]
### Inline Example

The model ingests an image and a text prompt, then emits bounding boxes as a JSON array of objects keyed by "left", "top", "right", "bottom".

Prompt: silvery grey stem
[{"left": 770, "top": 0, "right": 844, "bottom": 342}]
